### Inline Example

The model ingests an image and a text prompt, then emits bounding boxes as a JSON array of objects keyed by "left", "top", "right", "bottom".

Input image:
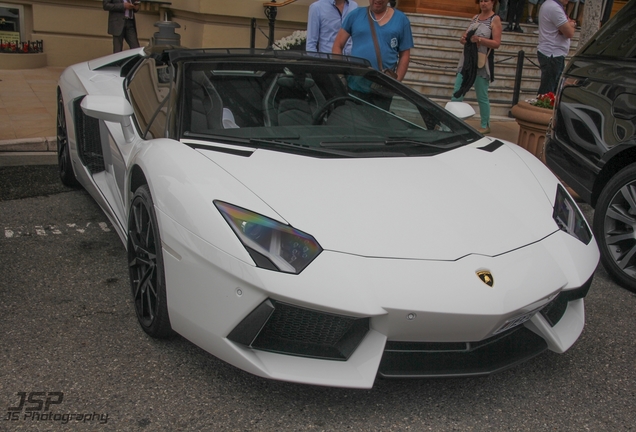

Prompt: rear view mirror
[{"left": 444, "top": 101, "right": 475, "bottom": 119}]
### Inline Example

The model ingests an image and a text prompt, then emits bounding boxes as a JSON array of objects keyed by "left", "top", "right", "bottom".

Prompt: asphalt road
[{"left": 1, "top": 165, "right": 635, "bottom": 431}]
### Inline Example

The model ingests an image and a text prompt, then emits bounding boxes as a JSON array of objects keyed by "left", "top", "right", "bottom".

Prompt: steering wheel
[{"left": 312, "top": 96, "right": 360, "bottom": 125}]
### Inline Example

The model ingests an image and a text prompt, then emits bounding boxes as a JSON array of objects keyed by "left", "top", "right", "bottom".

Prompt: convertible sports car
[{"left": 57, "top": 44, "right": 599, "bottom": 388}]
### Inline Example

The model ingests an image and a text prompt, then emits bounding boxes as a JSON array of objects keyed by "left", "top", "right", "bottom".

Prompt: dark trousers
[
  {"left": 507, "top": 0, "right": 525, "bottom": 26},
  {"left": 113, "top": 18, "right": 140, "bottom": 53},
  {"left": 537, "top": 51, "right": 565, "bottom": 95}
]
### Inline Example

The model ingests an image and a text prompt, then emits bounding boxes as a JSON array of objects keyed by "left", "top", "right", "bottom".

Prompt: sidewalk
[
  {"left": 0, "top": 66, "right": 519, "bottom": 166},
  {"left": 0, "top": 67, "right": 63, "bottom": 166}
]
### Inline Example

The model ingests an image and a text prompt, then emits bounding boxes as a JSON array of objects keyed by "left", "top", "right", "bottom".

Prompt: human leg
[
  {"left": 527, "top": 0, "right": 538, "bottom": 23},
  {"left": 112, "top": 34, "right": 124, "bottom": 53},
  {"left": 451, "top": 74, "right": 465, "bottom": 102},
  {"left": 123, "top": 20, "right": 140, "bottom": 49},
  {"left": 537, "top": 51, "right": 565, "bottom": 95},
  {"left": 500, "top": 0, "right": 511, "bottom": 28},
  {"left": 474, "top": 76, "right": 490, "bottom": 130},
  {"left": 511, "top": 0, "right": 525, "bottom": 32}
]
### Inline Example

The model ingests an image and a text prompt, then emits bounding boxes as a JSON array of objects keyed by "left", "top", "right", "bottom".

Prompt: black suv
[{"left": 546, "top": 0, "right": 636, "bottom": 292}]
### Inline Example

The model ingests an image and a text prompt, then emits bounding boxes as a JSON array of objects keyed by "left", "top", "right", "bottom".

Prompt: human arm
[
  {"left": 396, "top": 49, "right": 410, "bottom": 82},
  {"left": 103, "top": 0, "right": 122, "bottom": 12},
  {"left": 557, "top": 18, "right": 576, "bottom": 39},
  {"left": 473, "top": 15, "right": 502, "bottom": 50},
  {"left": 332, "top": 28, "right": 350, "bottom": 55},
  {"left": 306, "top": 4, "right": 320, "bottom": 52}
]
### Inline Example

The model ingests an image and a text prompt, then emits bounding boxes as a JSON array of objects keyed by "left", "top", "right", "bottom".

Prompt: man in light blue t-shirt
[
  {"left": 331, "top": 0, "right": 413, "bottom": 82},
  {"left": 537, "top": 0, "right": 576, "bottom": 94},
  {"left": 307, "top": 0, "right": 358, "bottom": 55}
]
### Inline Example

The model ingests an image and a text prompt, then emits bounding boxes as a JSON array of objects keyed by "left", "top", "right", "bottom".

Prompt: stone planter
[{"left": 510, "top": 100, "right": 553, "bottom": 163}]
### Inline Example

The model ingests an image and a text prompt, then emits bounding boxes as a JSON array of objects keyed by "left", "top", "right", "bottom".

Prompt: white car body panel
[{"left": 196, "top": 138, "right": 558, "bottom": 260}]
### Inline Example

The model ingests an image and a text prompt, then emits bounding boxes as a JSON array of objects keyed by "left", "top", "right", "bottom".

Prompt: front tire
[
  {"left": 128, "top": 185, "right": 173, "bottom": 337},
  {"left": 56, "top": 91, "right": 79, "bottom": 188},
  {"left": 593, "top": 164, "right": 636, "bottom": 293}
]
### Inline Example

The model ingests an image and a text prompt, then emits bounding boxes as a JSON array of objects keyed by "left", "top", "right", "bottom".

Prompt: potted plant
[{"left": 510, "top": 92, "right": 555, "bottom": 163}]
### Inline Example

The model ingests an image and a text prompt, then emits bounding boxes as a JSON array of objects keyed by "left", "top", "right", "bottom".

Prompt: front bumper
[{"left": 160, "top": 211, "right": 599, "bottom": 388}]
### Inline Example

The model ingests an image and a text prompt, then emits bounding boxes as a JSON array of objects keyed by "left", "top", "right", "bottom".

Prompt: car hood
[{"left": 197, "top": 140, "right": 558, "bottom": 260}]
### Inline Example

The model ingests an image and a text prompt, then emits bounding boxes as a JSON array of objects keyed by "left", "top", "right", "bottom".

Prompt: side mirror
[
  {"left": 81, "top": 95, "right": 135, "bottom": 142},
  {"left": 444, "top": 101, "right": 476, "bottom": 120}
]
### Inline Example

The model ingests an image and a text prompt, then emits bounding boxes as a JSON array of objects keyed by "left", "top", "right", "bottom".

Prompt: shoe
[
  {"left": 513, "top": 25, "right": 524, "bottom": 33},
  {"left": 526, "top": 17, "right": 533, "bottom": 24},
  {"left": 478, "top": 127, "right": 491, "bottom": 134},
  {"left": 504, "top": 25, "right": 513, "bottom": 32}
]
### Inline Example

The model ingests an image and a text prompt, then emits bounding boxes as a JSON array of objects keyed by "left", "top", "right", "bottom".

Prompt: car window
[
  {"left": 581, "top": 0, "right": 636, "bottom": 59},
  {"left": 128, "top": 57, "right": 175, "bottom": 139},
  {"left": 179, "top": 61, "right": 479, "bottom": 157}
]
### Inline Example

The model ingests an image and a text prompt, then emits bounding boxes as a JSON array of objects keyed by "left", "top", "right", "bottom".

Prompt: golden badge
[{"left": 477, "top": 270, "right": 494, "bottom": 287}]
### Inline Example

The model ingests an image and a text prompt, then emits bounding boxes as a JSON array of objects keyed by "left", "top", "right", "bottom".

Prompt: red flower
[{"left": 533, "top": 93, "right": 555, "bottom": 109}]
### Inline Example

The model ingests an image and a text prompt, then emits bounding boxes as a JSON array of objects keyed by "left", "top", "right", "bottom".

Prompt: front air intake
[{"left": 228, "top": 299, "right": 369, "bottom": 361}]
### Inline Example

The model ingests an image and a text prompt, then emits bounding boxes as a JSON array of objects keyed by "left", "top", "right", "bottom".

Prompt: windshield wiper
[
  {"left": 248, "top": 138, "right": 354, "bottom": 157},
  {"left": 385, "top": 136, "right": 468, "bottom": 148},
  {"left": 384, "top": 138, "right": 449, "bottom": 148}
]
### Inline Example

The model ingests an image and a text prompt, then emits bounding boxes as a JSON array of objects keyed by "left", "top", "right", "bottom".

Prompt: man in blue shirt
[
  {"left": 307, "top": 0, "right": 358, "bottom": 55},
  {"left": 332, "top": 0, "right": 413, "bottom": 81}
]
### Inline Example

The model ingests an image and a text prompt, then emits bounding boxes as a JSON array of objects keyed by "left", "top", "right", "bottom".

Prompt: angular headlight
[
  {"left": 215, "top": 201, "right": 322, "bottom": 274},
  {"left": 553, "top": 184, "right": 592, "bottom": 244}
]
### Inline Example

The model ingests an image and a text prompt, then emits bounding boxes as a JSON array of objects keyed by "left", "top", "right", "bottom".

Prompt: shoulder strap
[{"left": 367, "top": 8, "right": 383, "bottom": 70}]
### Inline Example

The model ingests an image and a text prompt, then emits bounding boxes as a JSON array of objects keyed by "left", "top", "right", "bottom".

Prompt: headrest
[{"left": 276, "top": 76, "right": 315, "bottom": 90}]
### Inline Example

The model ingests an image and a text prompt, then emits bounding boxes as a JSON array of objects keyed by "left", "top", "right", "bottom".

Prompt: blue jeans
[{"left": 451, "top": 74, "right": 491, "bottom": 129}]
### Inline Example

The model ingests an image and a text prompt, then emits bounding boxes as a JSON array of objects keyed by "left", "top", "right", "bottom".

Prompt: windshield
[{"left": 179, "top": 60, "right": 480, "bottom": 157}]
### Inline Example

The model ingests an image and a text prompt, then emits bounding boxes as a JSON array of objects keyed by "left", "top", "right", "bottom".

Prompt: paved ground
[
  {"left": 1, "top": 165, "right": 636, "bottom": 431},
  {"left": 0, "top": 66, "right": 521, "bottom": 167}
]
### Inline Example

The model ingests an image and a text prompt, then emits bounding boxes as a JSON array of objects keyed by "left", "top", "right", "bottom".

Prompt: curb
[
  {"left": 0, "top": 137, "right": 57, "bottom": 167},
  {"left": 0, "top": 136, "right": 57, "bottom": 153}
]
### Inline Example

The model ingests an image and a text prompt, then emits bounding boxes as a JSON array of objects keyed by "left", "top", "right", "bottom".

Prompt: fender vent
[{"left": 73, "top": 97, "right": 104, "bottom": 174}]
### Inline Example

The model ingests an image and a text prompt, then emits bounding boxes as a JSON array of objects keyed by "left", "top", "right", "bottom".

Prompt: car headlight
[
  {"left": 215, "top": 201, "right": 322, "bottom": 274},
  {"left": 552, "top": 184, "right": 592, "bottom": 244}
]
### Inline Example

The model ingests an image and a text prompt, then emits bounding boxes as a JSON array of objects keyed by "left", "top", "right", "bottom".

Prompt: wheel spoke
[
  {"left": 619, "top": 184, "right": 636, "bottom": 212},
  {"left": 617, "top": 243, "right": 636, "bottom": 270},
  {"left": 145, "top": 285, "right": 155, "bottom": 320},
  {"left": 128, "top": 231, "right": 155, "bottom": 262},
  {"left": 145, "top": 219, "right": 154, "bottom": 251},
  {"left": 606, "top": 232, "right": 636, "bottom": 244},
  {"left": 606, "top": 205, "right": 636, "bottom": 225}
]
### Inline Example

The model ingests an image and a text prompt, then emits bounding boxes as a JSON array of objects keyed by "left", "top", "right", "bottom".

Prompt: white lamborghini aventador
[{"left": 56, "top": 44, "right": 599, "bottom": 389}]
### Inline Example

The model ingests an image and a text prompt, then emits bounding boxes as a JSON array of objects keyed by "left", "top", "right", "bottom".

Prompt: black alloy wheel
[
  {"left": 56, "top": 90, "right": 80, "bottom": 187},
  {"left": 128, "top": 185, "right": 173, "bottom": 337},
  {"left": 593, "top": 163, "right": 636, "bottom": 293}
]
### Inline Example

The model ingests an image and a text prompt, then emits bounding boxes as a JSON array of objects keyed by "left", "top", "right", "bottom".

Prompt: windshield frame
[{"left": 175, "top": 57, "right": 481, "bottom": 158}]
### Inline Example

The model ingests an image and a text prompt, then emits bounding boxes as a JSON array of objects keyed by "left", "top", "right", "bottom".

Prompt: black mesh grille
[
  {"left": 250, "top": 300, "right": 369, "bottom": 360},
  {"left": 73, "top": 97, "right": 104, "bottom": 173},
  {"left": 379, "top": 327, "right": 547, "bottom": 378}
]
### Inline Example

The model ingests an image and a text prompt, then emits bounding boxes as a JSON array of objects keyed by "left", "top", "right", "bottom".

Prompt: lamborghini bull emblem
[{"left": 477, "top": 270, "right": 494, "bottom": 287}]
